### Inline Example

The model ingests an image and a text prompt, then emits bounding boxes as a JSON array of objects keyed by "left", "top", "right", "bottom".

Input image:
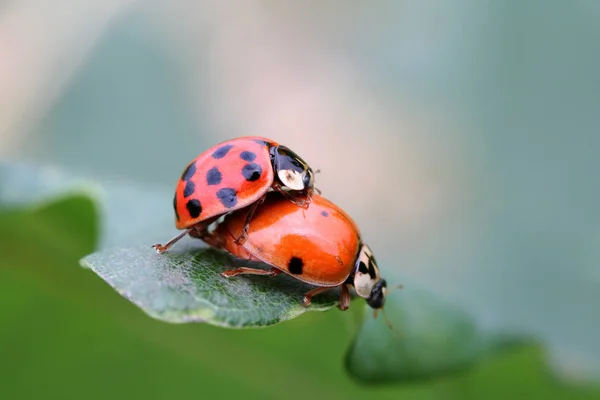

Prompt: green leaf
[
  {"left": 345, "top": 283, "right": 525, "bottom": 383},
  {"left": 0, "top": 162, "right": 99, "bottom": 271},
  {"left": 80, "top": 244, "right": 340, "bottom": 328}
]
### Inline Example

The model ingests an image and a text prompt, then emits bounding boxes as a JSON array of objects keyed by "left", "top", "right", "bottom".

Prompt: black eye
[
  {"left": 303, "top": 170, "right": 313, "bottom": 188},
  {"left": 366, "top": 280, "right": 387, "bottom": 309}
]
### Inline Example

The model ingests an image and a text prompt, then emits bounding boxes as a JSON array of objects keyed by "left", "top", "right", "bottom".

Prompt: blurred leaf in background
[{"left": 345, "top": 283, "right": 523, "bottom": 383}]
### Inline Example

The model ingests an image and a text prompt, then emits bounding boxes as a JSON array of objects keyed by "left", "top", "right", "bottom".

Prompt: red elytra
[
  {"left": 202, "top": 192, "right": 391, "bottom": 312},
  {"left": 153, "top": 137, "right": 316, "bottom": 253}
]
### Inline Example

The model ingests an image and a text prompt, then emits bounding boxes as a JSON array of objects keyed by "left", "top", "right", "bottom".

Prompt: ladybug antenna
[
  {"left": 371, "top": 282, "right": 403, "bottom": 329},
  {"left": 310, "top": 169, "right": 321, "bottom": 195},
  {"left": 382, "top": 307, "right": 393, "bottom": 329},
  {"left": 373, "top": 307, "right": 393, "bottom": 330}
]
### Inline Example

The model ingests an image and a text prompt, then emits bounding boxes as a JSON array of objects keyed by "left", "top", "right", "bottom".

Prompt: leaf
[
  {"left": 345, "top": 283, "right": 526, "bottom": 383},
  {"left": 0, "top": 162, "right": 99, "bottom": 271},
  {"left": 0, "top": 195, "right": 98, "bottom": 268},
  {"left": 0, "top": 160, "right": 174, "bottom": 250},
  {"left": 80, "top": 243, "right": 340, "bottom": 328}
]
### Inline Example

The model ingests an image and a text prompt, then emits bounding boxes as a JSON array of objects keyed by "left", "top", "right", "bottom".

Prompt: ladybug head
[
  {"left": 270, "top": 146, "right": 315, "bottom": 193},
  {"left": 352, "top": 244, "right": 401, "bottom": 329},
  {"left": 352, "top": 244, "right": 388, "bottom": 309}
]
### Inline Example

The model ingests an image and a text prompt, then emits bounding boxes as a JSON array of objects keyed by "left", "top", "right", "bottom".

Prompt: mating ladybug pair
[{"left": 153, "top": 137, "right": 393, "bottom": 316}]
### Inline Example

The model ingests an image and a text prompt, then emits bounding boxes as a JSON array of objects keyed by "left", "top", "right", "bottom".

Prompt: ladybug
[
  {"left": 202, "top": 192, "right": 392, "bottom": 313},
  {"left": 153, "top": 137, "right": 316, "bottom": 253}
]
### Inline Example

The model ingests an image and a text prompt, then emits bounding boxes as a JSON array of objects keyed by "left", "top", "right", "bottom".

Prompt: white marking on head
[
  {"left": 354, "top": 272, "right": 375, "bottom": 298},
  {"left": 353, "top": 244, "right": 380, "bottom": 298},
  {"left": 278, "top": 169, "right": 305, "bottom": 191}
]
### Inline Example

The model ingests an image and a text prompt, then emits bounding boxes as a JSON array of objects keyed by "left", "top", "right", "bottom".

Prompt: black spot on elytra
[
  {"left": 183, "top": 181, "right": 195, "bottom": 197},
  {"left": 240, "top": 151, "right": 257, "bottom": 162},
  {"left": 288, "top": 257, "right": 304, "bottom": 274},
  {"left": 206, "top": 167, "right": 222, "bottom": 186},
  {"left": 242, "top": 163, "right": 263, "bottom": 182},
  {"left": 321, "top": 210, "right": 329, "bottom": 217},
  {"left": 212, "top": 144, "right": 234, "bottom": 159},
  {"left": 186, "top": 199, "right": 202, "bottom": 218},
  {"left": 173, "top": 195, "right": 180, "bottom": 221},
  {"left": 254, "top": 139, "right": 271, "bottom": 147},
  {"left": 358, "top": 261, "right": 369, "bottom": 275},
  {"left": 181, "top": 162, "right": 196, "bottom": 181},
  {"left": 216, "top": 188, "right": 238, "bottom": 208}
]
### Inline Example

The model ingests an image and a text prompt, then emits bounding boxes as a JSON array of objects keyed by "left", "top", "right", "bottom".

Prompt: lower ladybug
[
  {"left": 153, "top": 136, "right": 316, "bottom": 254},
  {"left": 202, "top": 192, "right": 394, "bottom": 315}
]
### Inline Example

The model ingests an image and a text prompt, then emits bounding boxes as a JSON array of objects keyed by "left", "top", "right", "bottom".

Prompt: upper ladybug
[{"left": 153, "top": 136, "right": 316, "bottom": 253}]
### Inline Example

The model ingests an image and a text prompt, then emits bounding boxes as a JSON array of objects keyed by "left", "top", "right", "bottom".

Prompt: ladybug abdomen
[
  {"left": 174, "top": 137, "right": 275, "bottom": 230},
  {"left": 219, "top": 193, "right": 361, "bottom": 286}
]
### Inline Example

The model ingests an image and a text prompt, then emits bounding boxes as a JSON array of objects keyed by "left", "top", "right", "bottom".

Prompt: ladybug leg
[
  {"left": 234, "top": 195, "right": 266, "bottom": 245},
  {"left": 302, "top": 185, "right": 317, "bottom": 206},
  {"left": 221, "top": 267, "right": 281, "bottom": 278},
  {"left": 337, "top": 284, "right": 351, "bottom": 311},
  {"left": 302, "top": 286, "right": 335, "bottom": 307},
  {"left": 152, "top": 230, "right": 191, "bottom": 254}
]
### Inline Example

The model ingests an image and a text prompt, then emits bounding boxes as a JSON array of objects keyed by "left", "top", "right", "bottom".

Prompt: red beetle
[
  {"left": 202, "top": 192, "right": 392, "bottom": 313},
  {"left": 153, "top": 137, "right": 315, "bottom": 253}
]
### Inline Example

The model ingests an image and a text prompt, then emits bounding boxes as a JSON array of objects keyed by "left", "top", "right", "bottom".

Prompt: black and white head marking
[
  {"left": 353, "top": 244, "right": 388, "bottom": 309},
  {"left": 270, "top": 145, "right": 314, "bottom": 192},
  {"left": 353, "top": 244, "right": 380, "bottom": 298}
]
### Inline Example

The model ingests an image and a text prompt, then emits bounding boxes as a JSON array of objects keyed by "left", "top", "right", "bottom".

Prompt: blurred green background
[{"left": 1, "top": 1, "right": 600, "bottom": 399}]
